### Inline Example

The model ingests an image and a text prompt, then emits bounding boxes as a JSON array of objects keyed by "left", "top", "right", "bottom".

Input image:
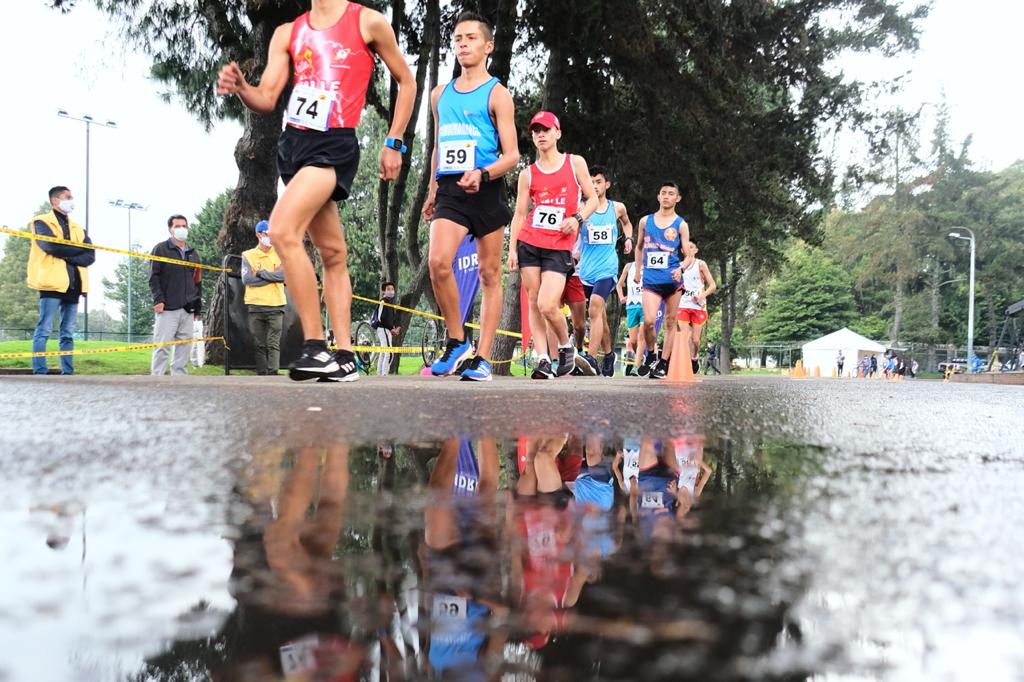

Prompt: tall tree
[{"left": 102, "top": 242, "right": 156, "bottom": 337}]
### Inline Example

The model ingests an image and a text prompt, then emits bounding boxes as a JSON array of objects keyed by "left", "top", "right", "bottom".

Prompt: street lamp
[
  {"left": 58, "top": 110, "right": 117, "bottom": 339},
  {"left": 109, "top": 200, "right": 146, "bottom": 343},
  {"left": 949, "top": 227, "right": 976, "bottom": 373}
]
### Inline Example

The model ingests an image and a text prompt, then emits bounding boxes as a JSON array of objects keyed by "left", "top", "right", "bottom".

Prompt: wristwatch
[
  {"left": 478, "top": 168, "right": 491, "bottom": 183},
  {"left": 573, "top": 212, "right": 584, "bottom": 227},
  {"left": 384, "top": 137, "right": 408, "bottom": 154}
]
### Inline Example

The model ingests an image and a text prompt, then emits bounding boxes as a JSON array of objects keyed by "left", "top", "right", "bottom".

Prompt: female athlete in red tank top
[
  {"left": 288, "top": 3, "right": 376, "bottom": 130},
  {"left": 518, "top": 153, "right": 582, "bottom": 252}
]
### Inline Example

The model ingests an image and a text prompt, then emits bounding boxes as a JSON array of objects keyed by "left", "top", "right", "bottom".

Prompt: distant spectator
[
  {"left": 910, "top": 359, "right": 918, "bottom": 377},
  {"left": 870, "top": 354, "right": 878, "bottom": 378},
  {"left": 149, "top": 214, "right": 202, "bottom": 376},
  {"left": 241, "top": 220, "right": 286, "bottom": 375},
  {"left": 703, "top": 341, "right": 720, "bottom": 375},
  {"left": 27, "top": 186, "right": 95, "bottom": 375},
  {"left": 836, "top": 350, "right": 845, "bottom": 376},
  {"left": 371, "top": 281, "right": 401, "bottom": 376}
]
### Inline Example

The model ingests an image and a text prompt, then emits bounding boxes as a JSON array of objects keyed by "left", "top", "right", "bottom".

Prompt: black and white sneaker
[
  {"left": 531, "top": 358, "right": 554, "bottom": 380},
  {"left": 576, "top": 352, "right": 599, "bottom": 376},
  {"left": 289, "top": 340, "right": 340, "bottom": 381},
  {"left": 637, "top": 352, "right": 658, "bottom": 377},
  {"left": 601, "top": 351, "right": 616, "bottom": 377},
  {"left": 649, "top": 358, "right": 669, "bottom": 380},
  {"left": 317, "top": 349, "right": 360, "bottom": 383},
  {"left": 556, "top": 346, "right": 576, "bottom": 378}
]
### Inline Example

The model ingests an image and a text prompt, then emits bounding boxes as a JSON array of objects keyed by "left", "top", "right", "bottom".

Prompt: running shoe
[
  {"left": 691, "top": 358, "right": 700, "bottom": 374},
  {"left": 577, "top": 352, "right": 599, "bottom": 376},
  {"left": 431, "top": 337, "right": 472, "bottom": 376},
  {"left": 556, "top": 346, "right": 577, "bottom": 378},
  {"left": 460, "top": 356, "right": 493, "bottom": 382},
  {"left": 625, "top": 364, "right": 636, "bottom": 377},
  {"left": 649, "top": 358, "right": 669, "bottom": 380},
  {"left": 637, "top": 352, "right": 658, "bottom": 377},
  {"left": 317, "top": 349, "right": 360, "bottom": 382},
  {"left": 531, "top": 358, "right": 554, "bottom": 380},
  {"left": 601, "top": 351, "right": 616, "bottom": 377},
  {"left": 289, "top": 340, "right": 340, "bottom": 381}
]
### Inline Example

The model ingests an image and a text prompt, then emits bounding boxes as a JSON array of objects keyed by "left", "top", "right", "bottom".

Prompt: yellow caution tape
[
  {"left": 0, "top": 226, "right": 232, "bottom": 273},
  {"left": 351, "top": 345, "right": 424, "bottom": 354},
  {"left": 352, "top": 294, "right": 522, "bottom": 339},
  {"left": 0, "top": 337, "right": 225, "bottom": 359}
]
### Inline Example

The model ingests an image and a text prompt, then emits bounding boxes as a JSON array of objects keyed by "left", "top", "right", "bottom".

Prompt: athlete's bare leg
[
  {"left": 640, "top": 290, "right": 663, "bottom": 351},
  {"left": 520, "top": 266, "right": 548, "bottom": 358},
  {"left": 307, "top": 200, "right": 353, "bottom": 351},
  {"left": 428, "top": 220, "right": 471, "bottom": 343},
  {"left": 660, "top": 291, "right": 683, "bottom": 360},
  {"left": 474, "top": 229, "right": 506, "bottom": 359},
  {"left": 569, "top": 300, "right": 586, "bottom": 350},
  {"left": 269, "top": 166, "right": 338, "bottom": 341},
  {"left": 587, "top": 294, "right": 607, "bottom": 357},
  {"left": 541, "top": 273, "right": 572, "bottom": 347}
]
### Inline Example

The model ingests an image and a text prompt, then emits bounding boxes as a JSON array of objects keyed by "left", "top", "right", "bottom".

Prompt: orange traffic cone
[
  {"left": 793, "top": 360, "right": 804, "bottom": 379},
  {"left": 814, "top": 366, "right": 822, "bottom": 378},
  {"left": 831, "top": 367, "right": 837, "bottom": 379},
  {"left": 667, "top": 331, "right": 696, "bottom": 382}
]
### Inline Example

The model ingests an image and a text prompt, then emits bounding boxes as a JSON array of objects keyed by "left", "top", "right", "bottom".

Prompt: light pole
[
  {"left": 949, "top": 227, "right": 976, "bottom": 372},
  {"left": 110, "top": 200, "right": 146, "bottom": 343},
  {"left": 57, "top": 110, "right": 117, "bottom": 340}
]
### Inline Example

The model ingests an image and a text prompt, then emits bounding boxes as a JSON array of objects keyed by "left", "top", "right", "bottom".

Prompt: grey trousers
[
  {"left": 248, "top": 308, "right": 285, "bottom": 374},
  {"left": 151, "top": 308, "right": 195, "bottom": 376}
]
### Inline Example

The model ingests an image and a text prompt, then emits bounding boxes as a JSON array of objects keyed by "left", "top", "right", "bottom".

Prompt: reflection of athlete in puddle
[
  {"left": 420, "top": 437, "right": 508, "bottom": 678},
  {"left": 627, "top": 437, "right": 691, "bottom": 540},
  {"left": 672, "top": 435, "right": 712, "bottom": 513},
  {"left": 220, "top": 444, "right": 361, "bottom": 680}
]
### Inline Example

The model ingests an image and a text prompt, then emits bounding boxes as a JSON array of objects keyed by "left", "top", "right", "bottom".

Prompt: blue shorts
[
  {"left": 643, "top": 282, "right": 681, "bottom": 300},
  {"left": 582, "top": 277, "right": 616, "bottom": 301},
  {"left": 626, "top": 305, "right": 643, "bottom": 328}
]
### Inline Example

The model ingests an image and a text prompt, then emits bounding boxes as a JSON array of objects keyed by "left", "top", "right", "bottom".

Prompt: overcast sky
[{"left": 1, "top": 0, "right": 1022, "bottom": 317}]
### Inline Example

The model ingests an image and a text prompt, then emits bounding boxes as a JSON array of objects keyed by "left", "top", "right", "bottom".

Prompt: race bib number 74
[{"left": 286, "top": 84, "right": 334, "bottom": 131}]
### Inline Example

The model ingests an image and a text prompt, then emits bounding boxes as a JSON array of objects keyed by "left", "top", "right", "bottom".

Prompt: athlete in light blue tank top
[
  {"left": 578, "top": 201, "right": 620, "bottom": 285},
  {"left": 436, "top": 77, "right": 501, "bottom": 178}
]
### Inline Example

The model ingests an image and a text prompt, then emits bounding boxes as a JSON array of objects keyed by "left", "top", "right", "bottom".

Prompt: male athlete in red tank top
[{"left": 216, "top": 1, "right": 415, "bottom": 382}]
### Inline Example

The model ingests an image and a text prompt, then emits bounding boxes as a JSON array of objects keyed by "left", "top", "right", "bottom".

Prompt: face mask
[
  {"left": 259, "top": 236, "right": 271, "bottom": 248},
  {"left": 58, "top": 199, "right": 75, "bottom": 214},
  {"left": 172, "top": 227, "right": 188, "bottom": 241},
  {"left": 383, "top": 291, "right": 395, "bottom": 299}
]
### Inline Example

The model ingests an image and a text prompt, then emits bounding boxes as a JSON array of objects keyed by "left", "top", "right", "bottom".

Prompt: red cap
[{"left": 529, "top": 111, "right": 561, "bottom": 131}]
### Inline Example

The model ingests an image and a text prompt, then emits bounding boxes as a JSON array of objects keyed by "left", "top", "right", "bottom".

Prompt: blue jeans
[{"left": 32, "top": 297, "right": 79, "bottom": 374}]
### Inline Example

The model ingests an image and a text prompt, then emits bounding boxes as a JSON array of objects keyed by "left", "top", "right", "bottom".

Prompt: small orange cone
[
  {"left": 814, "top": 366, "right": 821, "bottom": 378},
  {"left": 667, "top": 330, "right": 696, "bottom": 382},
  {"left": 793, "top": 360, "right": 804, "bottom": 379},
  {"left": 831, "top": 367, "right": 837, "bottom": 379}
]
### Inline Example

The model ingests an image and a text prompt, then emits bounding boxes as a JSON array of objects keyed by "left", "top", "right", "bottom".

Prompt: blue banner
[{"left": 453, "top": 235, "right": 480, "bottom": 325}]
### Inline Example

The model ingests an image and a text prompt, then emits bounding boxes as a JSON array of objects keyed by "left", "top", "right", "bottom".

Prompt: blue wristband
[{"left": 385, "top": 137, "right": 408, "bottom": 154}]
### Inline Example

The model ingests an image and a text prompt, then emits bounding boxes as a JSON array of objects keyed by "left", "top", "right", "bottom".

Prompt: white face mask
[
  {"left": 58, "top": 199, "right": 75, "bottom": 214},
  {"left": 259, "top": 236, "right": 271, "bottom": 248},
  {"left": 172, "top": 227, "right": 188, "bottom": 241}
]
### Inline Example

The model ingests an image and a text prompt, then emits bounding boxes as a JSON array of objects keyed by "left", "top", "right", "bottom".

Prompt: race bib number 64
[
  {"left": 286, "top": 84, "right": 334, "bottom": 132},
  {"left": 646, "top": 251, "right": 669, "bottom": 269}
]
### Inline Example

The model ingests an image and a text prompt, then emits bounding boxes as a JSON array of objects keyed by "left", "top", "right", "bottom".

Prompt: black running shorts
[
  {"left": 277, "top": 126, "right": 360, "bottom": 202},
  {"left": 432, "top": 175, "right": 512, "bottom": 239},
  {"left": 516, "top": 242, "right": 574, "bottom": 275}
]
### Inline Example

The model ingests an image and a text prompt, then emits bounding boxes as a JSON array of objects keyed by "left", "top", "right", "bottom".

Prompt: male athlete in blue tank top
[
  {"left": 423, "top": 12, "right": 521, "bottom": 383},
  {"left": 577, "top": 165, "right": 634, "bottom": 376},
  {"left": 632, "top": 182, "right": 690, "bottom": 379}
]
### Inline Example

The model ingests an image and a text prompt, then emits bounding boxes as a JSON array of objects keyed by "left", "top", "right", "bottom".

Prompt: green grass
[{"left": 0, "top": 340, "right": 241, "bottom": 375}]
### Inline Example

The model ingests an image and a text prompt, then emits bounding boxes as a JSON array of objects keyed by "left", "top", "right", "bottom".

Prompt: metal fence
[
  {"left": 732, "top": 340, "right": 1023, "bottom": 373},
  {"left": 0, "top": 328, "right": 150, "bottom": 344}
]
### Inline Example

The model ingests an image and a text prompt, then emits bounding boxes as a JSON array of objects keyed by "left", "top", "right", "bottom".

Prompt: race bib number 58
[
  {"left": 286, "top": 85, "right": 334, "bottom": 132},
  {"left": 588, "top": 224, "right": 613, "bottom": 244},
  {"left": 532, "top": 206, "right": 565, "bottom": 230},
  {"left": 646, "top": 251, "right": 669, "bottom": 269}
]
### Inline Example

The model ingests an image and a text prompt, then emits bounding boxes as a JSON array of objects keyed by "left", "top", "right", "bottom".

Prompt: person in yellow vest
[
  {"left": 241, "top": 220, "right": 287, "bottom": 375},
  {"left": 26, "top": 186, "right": 95, "bottom": 375}
]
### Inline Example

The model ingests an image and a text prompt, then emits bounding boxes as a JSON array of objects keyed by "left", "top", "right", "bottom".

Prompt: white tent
[{"left": 801, "top": 327, "right": 886, "bottom": 377}]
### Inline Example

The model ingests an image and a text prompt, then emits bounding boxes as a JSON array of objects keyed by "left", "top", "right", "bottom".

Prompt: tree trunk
[
  {"left": 206, "top": 18, "right": 283, "bottom": 365},
  {"left": 986, "top": 290, "right": 997, "bottom": 352},
  {"left": 719, "top": 255, "right": 737, "bottom": 375},
  {"left": 928, "top": 264, "right": 940, "bottom": 371},
  {"left": 491, "top": 272, "right": 522, "bottom": 376},
  {"left": 889, "top": 269, "right": 904, "bottom": 348}
]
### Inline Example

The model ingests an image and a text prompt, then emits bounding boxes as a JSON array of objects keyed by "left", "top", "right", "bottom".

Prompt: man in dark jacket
[{"left": 149, "top": 214, "right": 202, "bottom": 375}]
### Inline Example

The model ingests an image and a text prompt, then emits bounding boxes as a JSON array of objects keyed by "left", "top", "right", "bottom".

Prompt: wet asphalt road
[{"left": 1, "top": 375, "right": 1023, "bottom": 681}]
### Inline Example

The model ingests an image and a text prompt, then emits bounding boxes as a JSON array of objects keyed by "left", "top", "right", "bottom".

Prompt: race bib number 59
[
  {"left": 286, "top": 85, "right": 334, "bottom": 132},
  {"left": 646, "top": 251, "right": 669, "bottom": 269},
  {"left": 532, "top": 206, "right": 565, "bottom": 230},
  {"left": 439, "top": 140, "right": 476, "bottom": 173}
]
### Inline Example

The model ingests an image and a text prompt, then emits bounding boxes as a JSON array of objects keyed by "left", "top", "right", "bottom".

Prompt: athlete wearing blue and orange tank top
[
  {"left": 632, "top": 182, "right": 690, "bottom": 379},
  {"left": 217, "top": 1, "right": 415, "bottom": 382},
  {"left": 509, "top": 111, "right": 600, "bottom": 379},
  {"left": 422, "top": 12, "right": 521, "bottom": 383}
]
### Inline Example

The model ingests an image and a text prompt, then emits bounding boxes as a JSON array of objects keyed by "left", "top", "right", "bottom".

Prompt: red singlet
[
  {"left": 519, "top": 153, "right": 581, "bottom": 252},
  {"left": 288, "top": 3, "right": 375, "bottom": 130}
]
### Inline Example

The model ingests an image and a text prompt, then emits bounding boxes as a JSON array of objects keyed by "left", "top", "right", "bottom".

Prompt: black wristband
[
  {"left": 573, "top": 213, "right": 584, "bottom": 227},
  {"left": 479, "top": 168, "right": 491, "bottom": 183}
]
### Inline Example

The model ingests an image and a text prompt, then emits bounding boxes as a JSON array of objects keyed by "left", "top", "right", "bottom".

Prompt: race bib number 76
[{"left": 532, "top": 206, "right": 565, "bottom": 230}]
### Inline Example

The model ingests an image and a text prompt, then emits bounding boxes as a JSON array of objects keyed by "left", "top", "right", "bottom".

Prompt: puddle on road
[{"left": 2, "top": 431, "right": 1022, "bottom": 681}]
